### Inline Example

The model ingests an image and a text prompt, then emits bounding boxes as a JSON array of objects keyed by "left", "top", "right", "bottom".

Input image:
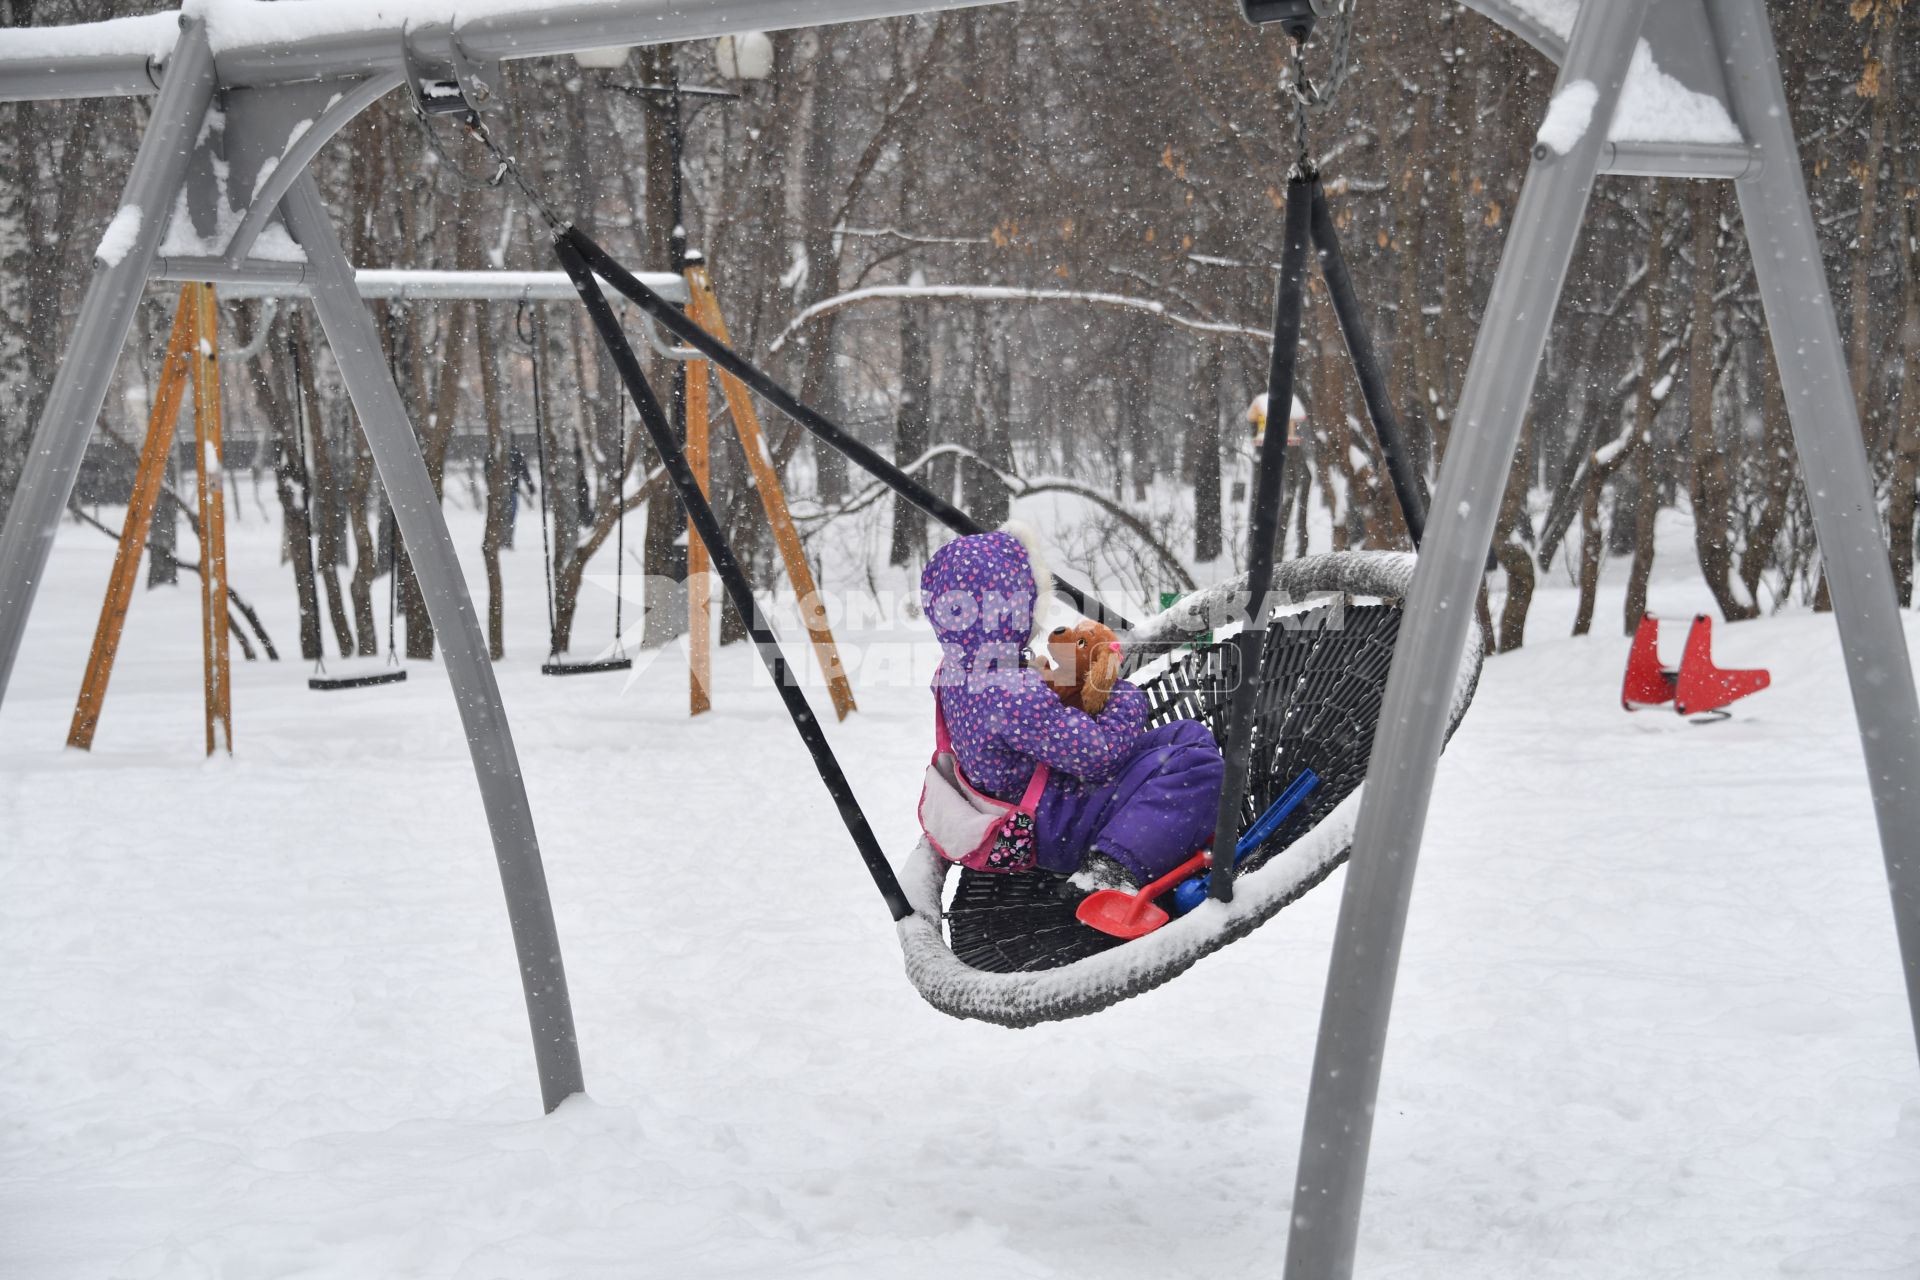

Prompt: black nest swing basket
[
  {"left": 894, "top": 550, "right": 1481, "bottom": 1028},
  {"left": 944, "top": 594, "right": 1406, "bottom": 975}
]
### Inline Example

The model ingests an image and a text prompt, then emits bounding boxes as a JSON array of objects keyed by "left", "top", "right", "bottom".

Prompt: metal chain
[
  {"left": 408, "top": 98, "right": 573, "bottom": 234},
  {"left": 408, "top": 101, "right": 510, "bottom": 189},
  {"left": 463, "top": 114, "right": 573, "bottom": 234},
  {"left": 1282, "top": 0, "right": 1357, "bottom": 178}
]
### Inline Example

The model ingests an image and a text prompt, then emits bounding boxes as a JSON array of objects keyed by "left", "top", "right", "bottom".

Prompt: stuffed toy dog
[{"left": 1035, "top": 621, "right": 1123, "bottom": 715}]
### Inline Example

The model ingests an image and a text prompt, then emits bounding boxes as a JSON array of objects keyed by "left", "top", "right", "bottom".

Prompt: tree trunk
[
  {"left": 1687, "top": 182, "right": 1754, "bottom": 621},
  {"left": 144, "top": 293, "right": 178, "bottom": 587},
  {"left": 6, "top": 93, "right": 100, "bottom": 531},
  {"left": 1890, "top": 181, "right": 1920, "bottom": 606},
  {"left": 263, "top": 345, "right": 323, "bottom": 661},
  {"left": 798, "top": 31, "right": 850, "bottom": 504},
  {"left": 1623, "top": 183, "right": 1669, "bottom": 635},
  {"left": 1492, "top": 416, "right": 1535, "bottom": 652},
  {"left": 545, "top": 310, "right": 589, "bottom": 654},
  {"left": 397, "top": 188, "right": 480, "bottom": 660},
  {"left": 294, "top": 311, "right": 357, "bottom": 656},
  {"left": 1739, "top": 347, "right": 1795, "bottom": 610},
  {"left": 1312, "top": 399, "right": 1345, "bottom": 552},
  {"left": 890, "top": 293, "right": 933, "bottom": 567},
  {"left": 963, "top": 307, "right": 1014, "bottom": 526},
  {"left": 477, "top": 305, "right": 509, "bottom": 660},
  {"left": 640, "top": 45, "right": 687, "bottom": 649},
  {"left": 1435, "top": 15, "right": 1480, "bottom": 430},
  {"left": 395, "top": 541, "right": 436, "bottom": 658},
  {"left": 1573, "top": 474, "right": 1603, "bottom": 638},
  {"left": 347, "top": 450, "right": 378, "bottom": 656},
  {"left": 1847, "top": 10, "right": 1900, "bottom": 449},
  {"left": 1388, "top": 60, "right": 1436, "bottom": 471},
  {"left": 1192, "top": 346, "right": 1223, "bottom": 564}
]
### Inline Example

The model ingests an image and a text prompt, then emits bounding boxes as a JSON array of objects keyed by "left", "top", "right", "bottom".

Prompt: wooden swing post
[
  {"left": 683, "top": 264, "right": 856, "bottom": 721},
  {"left": 188, "top": 280, "right": 232, "bottom": 754},
  {"left": 686, "top": 333, "right": 713, "bottom": 716},
  {"left": 67, "top": 281, "right": 231, "bottom": 755}
]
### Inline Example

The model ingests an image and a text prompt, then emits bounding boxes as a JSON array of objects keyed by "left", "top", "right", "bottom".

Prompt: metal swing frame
[
  {"left": 0, "top": 0, "right": 984, "bottom": 1120},
  {"left": 0, "top": 5, "right": 1911, "bottom": 1278}
]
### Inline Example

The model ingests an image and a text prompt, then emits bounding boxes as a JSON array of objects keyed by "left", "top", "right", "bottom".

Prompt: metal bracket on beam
[
  {"left": 402, "top": 21, "right": 503, "bottom": 117},
  {"left": 222, "top": 73, "right": 403, "bottom": 269}
]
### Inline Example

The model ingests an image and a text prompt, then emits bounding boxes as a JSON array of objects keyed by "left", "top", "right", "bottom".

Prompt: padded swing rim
[{"left": 894, "top": 551, "right": 1483, "bottom": 1029}]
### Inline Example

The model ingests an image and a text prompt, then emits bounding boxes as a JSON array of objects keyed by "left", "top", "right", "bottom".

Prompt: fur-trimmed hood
[{"left": 921, "top": 528, "right": 1051, "bottom": 663}]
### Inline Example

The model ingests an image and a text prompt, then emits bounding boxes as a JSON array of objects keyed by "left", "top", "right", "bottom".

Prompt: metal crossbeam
[
  {"left": 0, "top": 0, "right": 1006, "bottom": 103},
  {"left": 148, "top": 261, "right": 690, "bottom": 304}
]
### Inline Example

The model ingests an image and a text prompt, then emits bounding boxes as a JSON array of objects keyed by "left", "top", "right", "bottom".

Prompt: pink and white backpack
[{"left": 917, "top": 706, "right": 1047, "bottom": 874}]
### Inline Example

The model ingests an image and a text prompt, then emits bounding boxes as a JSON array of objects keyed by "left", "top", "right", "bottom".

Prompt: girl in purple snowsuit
[{"left": 921, "top": 530, "right": 1225, "bottom": 887}]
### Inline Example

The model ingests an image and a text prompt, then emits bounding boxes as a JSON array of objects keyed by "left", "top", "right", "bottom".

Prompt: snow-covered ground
[{"left": 3, "top": 496, "right": 1917, "bottom": 1278}]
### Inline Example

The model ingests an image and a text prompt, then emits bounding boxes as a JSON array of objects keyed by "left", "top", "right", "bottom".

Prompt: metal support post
[
  {"left": 280, "top": 174, "right": 584, "bottom": 1115},
  {"left": 1281, "top": 3, "right": 1652, "bottom": 1275},
  {"left": 1709, "top": 0, "right": 1920, "bottom": 1063}
]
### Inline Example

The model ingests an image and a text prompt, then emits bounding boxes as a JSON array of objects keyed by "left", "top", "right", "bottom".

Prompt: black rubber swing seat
[
  {"left": 308, "top": 668, "right": 408, "bottom": 692},
  {"left": 540, "top": 656, "right": 635, "bottom": 677},
  {"left": 894, "top": 552, "right": 1482, "bottom": 1029}
]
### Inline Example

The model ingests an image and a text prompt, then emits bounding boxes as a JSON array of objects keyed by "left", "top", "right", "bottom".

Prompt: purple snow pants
[{"left": 1035, "top": 720, "right": 1225, "bottom": 882}]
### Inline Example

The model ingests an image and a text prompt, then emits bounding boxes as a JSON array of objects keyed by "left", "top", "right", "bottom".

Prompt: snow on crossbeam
[
  {"left": 150, "top": 265, "right": 690, "bottom": 305},
  {"left": 1471, "top": 0, "right": 1751, "bottom": 151},
  {"left": 0, "top": 0, "right": 1007, "bottom": 102}
]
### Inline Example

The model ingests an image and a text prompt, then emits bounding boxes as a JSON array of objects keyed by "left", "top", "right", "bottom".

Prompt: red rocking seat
[{"left": 1623, "top": 614, "right": 1770, "bottom": 718}]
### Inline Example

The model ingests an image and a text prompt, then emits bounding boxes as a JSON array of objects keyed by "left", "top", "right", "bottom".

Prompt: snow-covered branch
[
  {"left": 766, "top": 284, "right": 1268, "bottom": 354},
  {"left": 791, "top": 442, "right": 1195, "bottom": 594}
]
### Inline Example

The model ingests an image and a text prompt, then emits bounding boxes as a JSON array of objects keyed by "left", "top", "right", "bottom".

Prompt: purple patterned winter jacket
[{"left": 921, "top": 532, "right": 1148, "bottom": 801}]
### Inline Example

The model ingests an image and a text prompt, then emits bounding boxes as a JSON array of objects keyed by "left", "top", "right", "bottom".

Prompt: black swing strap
[
  {"left": 553, "top": 231, "right": 915, "bottom": 922},
  {"left": 1308, "top": 180, "right": 1428, "bottom": 548},
  {"left": 1208, "top": 174, "right": 1316, "bottom": 903},
  {"left": 559, "top": 227, "right": 1134, "bottom": 634}
]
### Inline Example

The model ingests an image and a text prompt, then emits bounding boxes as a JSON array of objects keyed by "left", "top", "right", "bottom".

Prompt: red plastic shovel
[{"left": 1074, "top": 848, "right": 1213, "bottom": 940}]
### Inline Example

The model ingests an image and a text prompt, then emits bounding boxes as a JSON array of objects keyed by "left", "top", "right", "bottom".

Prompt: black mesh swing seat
[{"left": 895, "top": 552, "right": 1482, "bottom": 1029}]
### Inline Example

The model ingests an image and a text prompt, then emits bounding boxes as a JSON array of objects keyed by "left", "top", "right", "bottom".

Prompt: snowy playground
[
  {"left": 4, "top": 508, "right": 1918, "bottom": 1278},
  {"left": 5, "top": 0, "right": 1920, "bottom": 1276}
]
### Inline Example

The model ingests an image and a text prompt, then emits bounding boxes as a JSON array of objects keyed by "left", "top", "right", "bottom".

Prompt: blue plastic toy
[{"left": 1169, "top": 768, "right": 1320, "bottom": 916}]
